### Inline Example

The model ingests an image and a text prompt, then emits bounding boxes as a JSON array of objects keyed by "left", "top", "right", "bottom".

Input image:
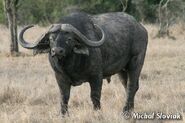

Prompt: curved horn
[
  {"left": 61, "top": 24, "right": 105, "bottom": 47},
  {"left": 19, "top": 25, "right": 45, "bottom": 49}
]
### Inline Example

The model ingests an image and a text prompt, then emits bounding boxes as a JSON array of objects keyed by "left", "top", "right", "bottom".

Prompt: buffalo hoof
[
  {"left": 93, "top": 103, "right": 101, "bottom": 110},
  {"left": 61, "top": 112, "right": 69, "bottom": 118},
  {"left": 123, "top": 102, "right": 134, "bottom": 112}
]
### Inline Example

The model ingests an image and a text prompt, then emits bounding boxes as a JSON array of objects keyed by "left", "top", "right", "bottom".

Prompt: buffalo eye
[
  {"left": 68, "top": 37, "right": 72, "bottom": 41},
  {"left": 66, "top": 37, "right": 73, "bottom": 44}
]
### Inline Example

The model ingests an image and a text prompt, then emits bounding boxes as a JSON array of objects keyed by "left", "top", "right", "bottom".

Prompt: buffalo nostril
[{"left": 51, "top": 48, "right": 56, "bottom": 56}]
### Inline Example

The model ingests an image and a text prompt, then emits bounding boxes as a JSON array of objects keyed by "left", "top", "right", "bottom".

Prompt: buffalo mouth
[{"left": 51, "top": 53, "right": 65, "bottom": 59}]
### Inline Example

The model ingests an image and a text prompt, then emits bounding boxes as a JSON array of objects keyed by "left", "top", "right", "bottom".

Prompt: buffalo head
[{"left": 18, "top": 24, "right": 105, "bottom": 57}]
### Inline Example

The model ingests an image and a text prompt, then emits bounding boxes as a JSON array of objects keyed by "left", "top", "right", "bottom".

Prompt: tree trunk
[
  {"left": 3, "top": 0, "right": 19, "bottom": 56},
  {"left": 157, "top": 0, "right": 170, "bottom": 38},
  {"left": 125, "top": 0, "right": 132, "bottom": 13}
]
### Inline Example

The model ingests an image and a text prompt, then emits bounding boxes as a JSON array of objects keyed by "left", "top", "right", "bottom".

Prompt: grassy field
[{"left": 0, "top": 23, "right": 185, "bottom": 123}]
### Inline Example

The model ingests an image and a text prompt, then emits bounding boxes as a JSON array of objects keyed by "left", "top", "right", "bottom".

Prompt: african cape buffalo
[{"left": 18, "top": 12, "right": 148, "bottom": 115}]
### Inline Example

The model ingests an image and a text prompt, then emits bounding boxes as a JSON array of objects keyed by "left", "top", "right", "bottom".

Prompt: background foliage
[{"left": 0, "top": 0, "right": 185, "bottom": 25}]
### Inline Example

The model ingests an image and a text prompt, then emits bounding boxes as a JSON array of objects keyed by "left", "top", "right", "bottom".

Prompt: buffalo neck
[{"left": 62, "top": 52, "right": 90, "bottom": 75}]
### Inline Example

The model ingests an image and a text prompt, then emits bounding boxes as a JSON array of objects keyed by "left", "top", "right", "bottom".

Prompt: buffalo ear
[
  {"left": 33, "top": 46, "right": 50, "bottom": 55},
  {"left": 33, "top": 35, "right": 50, "bottom": 55},
  {"left": 73, "top": 46, "right": 89, "bottom": 56}
]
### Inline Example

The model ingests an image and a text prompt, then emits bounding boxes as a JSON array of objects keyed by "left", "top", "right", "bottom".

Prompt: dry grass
[{"left": 0, "top": 23, "right": 185, "bottom": 123}]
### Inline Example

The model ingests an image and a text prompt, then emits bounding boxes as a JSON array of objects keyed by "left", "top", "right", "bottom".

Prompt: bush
[{"left": 0, "top": 0, "right": 184, "bottom": 25}]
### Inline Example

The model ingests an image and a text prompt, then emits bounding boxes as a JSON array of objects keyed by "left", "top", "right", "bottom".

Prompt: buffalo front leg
[
  {"left": 89, "top": 75, "right": 103, "bottom": 110},
  {"left": 55, "top": 73, "right": 71, "bottom": 116},
  {"left": 59, "top": 84, "right": 71, "bottom": 115}
]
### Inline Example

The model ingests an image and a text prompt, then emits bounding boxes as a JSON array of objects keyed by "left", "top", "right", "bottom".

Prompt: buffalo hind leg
[
  {"left": 123, "top": 53, "right": 145, "bottom": 112},
  {"left": 55, "top": 73, "right": 71, "bottom": 116},
  {"left": 118, "top": 70, "right": 128, "bottom": 90},
  {"left": 89, "top": 74, "right": 103, "bottom": 110}
]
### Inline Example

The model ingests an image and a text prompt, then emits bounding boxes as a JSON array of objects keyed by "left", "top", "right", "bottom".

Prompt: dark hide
[{"left": 50, "top": 12, "right": 148, "bottom": 115}]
